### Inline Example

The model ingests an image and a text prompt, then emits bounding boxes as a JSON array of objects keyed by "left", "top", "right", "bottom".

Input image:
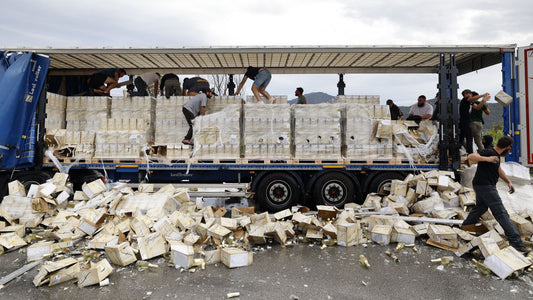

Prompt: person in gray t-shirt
[{"left": 182, "top": 89, "right": 215, "bottom": 145}]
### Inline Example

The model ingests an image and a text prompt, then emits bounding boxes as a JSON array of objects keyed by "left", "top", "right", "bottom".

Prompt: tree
[{"left": 208, "top": 74, "right": 242, "bottom": 96}]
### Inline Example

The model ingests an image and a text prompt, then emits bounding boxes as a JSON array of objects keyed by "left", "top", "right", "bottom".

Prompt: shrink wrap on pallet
[
  {"left": 193, "top": 105, "right": 241, "bottom": 159},
  {"left": 293, "top": 103, "right": 342, "bottom": 159},
  {"left": 243, "top": 103, "right": 291, "bottom": 159}
]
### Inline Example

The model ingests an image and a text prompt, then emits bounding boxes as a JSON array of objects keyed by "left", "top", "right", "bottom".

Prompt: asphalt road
[{"left": 1, "top": 238, "right": 533, "bottom": 300}]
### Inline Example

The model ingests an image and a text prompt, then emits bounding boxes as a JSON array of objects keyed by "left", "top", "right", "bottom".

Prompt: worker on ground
[
  {"left": 159, "top": 73, "right": 182, "bottom": 99},
  {"left": 182, "top": 77, "right": 210, "bottom": 96},
  {"left": 407, "top": 95, "right": 433, "bottom": 122},
  {"left": 295, "top": 87, "right": 307, "bottom": 104},
  {"left": 128, "top": 72, "right": 161, "bottom": 97},
  {"left": 460, "top": 89, "right": 487, "bottom": 154},
  {"left": 181, "top": 88, "right": 216, "bottom": 146},
  {"left": 235, "top": 66, "right": 276, "bottom": 103},
  {"left": 470, "top": 91, "right": 490, "bottom": 150},
  {"left": 461, "top": 136, "right": 528, "bottom": 254},
  {"left": 386, "top": 99, "right": 403, "bottom": 120}
]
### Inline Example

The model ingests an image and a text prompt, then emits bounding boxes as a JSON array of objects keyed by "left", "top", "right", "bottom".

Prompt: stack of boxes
[
  {"left": 243, "top": 103, "right": 291, "bottom": 159},
  {"left": 336, "top": 95, "right": 380, "bottom": 105},
  {"left": 45, "top": 93, "right": 67, "bottom": 130},
  {"left": 62, "top": 96, "right": 108, "bottom": 158},
  {"left": 345, "top": 103, "right": 393, "bottom": 160},
  {"left": 245, "top": 95, "right": 288, "bottom": 104},
  {"left": 154, "top": 96, "right": 191, "bottom": 159},
  {"left": 206, "top": 96, "right": 241, "bottom": 114},
  {"left": 193, "top": 105, "right": 240, "bottom": 159},
  {"left": 293, "top": 103, "right": 342, "bottom": 159}
]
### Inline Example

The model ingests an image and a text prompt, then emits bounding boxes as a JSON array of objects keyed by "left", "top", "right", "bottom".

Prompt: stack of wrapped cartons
[
  {"left": 206, "top": 96, "right": 242, "bottom": 114},
  {"left": 345, "top": 103, "right": 393, "bottom": 160},
  {"left": 45, "top": 92, "right": 67, "bottom": 130},
  {"left": 336, "top": 95, "right": 380, "bottom": 105},
  {"left": 246, "top": 95, "right": 288, "bottom": 104},
  {"left": 243, "top": 103, "right": 291, "bottom": 159},
  {"left": 154, "top": 96, "right": 191, "bottom": 159},
  {"left": 66, "top": 96, "right": 108, "bottom": 131},
  {"left": 293, "top": 103, "right": 342, "bottom": 159},
  {"left": 193, "top": 105, "right": 241, "bottom": 159}
]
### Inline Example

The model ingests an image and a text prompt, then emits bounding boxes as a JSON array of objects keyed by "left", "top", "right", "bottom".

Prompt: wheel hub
[{"left": 324, "top": 182, "right": 344, "bottom": 203}]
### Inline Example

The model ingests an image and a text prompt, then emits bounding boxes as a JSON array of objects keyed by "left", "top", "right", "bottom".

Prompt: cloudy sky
[{"left": 2, "top": 0, "right": 532, "bottom": 105}]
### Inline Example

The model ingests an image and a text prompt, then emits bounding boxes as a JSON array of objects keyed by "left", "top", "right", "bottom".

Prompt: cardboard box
[
  {"left": 484, "top": 246, "right": 531, "bottom": 279},
  {"left": 392, "top": 227, "right": 416, "bottom": 244},
  {"left": 105, "top": 242, "right": 137, "bottom": 266},
  {"left": 371, "top": 224, "right": 393, "bottom": 245},
  {"left": 33, "top": 257, "right": 79, "bottom": 287},
  {"left": 247, "top": 224, "right": 266, "bottom": 244},
  {"left": 77, "top": 259, "right": 113, "bottom": 287},
  {"left": 337, "top": 222, "right": 360, "bottom": 247},
  {"left": 273, "top": 209, "right": 292, "bottom": 220},
  {"left": 221, "top": 247, "right": 253, "bottom": 268},
  {"left": 494, "top": 90, "right": 513, "bottom": 107},
  {"left": 171, "top": 243, "right": 195, "bottom": 269},
  {"left": 208, "top": 223, "right": 232, "bottom": 239},
  {"left": 137, "top": 232, "right": 167, "bottom": 260},
  {"left": 316, "top": 205, "right": 339, "bottom": 220},
  {"left": 8, "top": 180, "right": 26, "bottom": 197},
  {"left": 82, "top": 179, "right": 106, "bottom": 199}
]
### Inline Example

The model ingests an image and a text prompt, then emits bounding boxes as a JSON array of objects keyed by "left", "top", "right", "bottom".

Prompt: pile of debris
[{"left": 0, "top": 170, "right": 532, "bottom": 289}]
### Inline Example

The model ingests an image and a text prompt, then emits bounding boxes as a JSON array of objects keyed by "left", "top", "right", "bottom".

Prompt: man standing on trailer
[
  {"left": 295, "top": 87, "right": 307, "bottom": 104},
  {"left": 235, "top": 66, "right": 276, "bottom": 103},
  {"left": 459, "top": 89, "right": 487, "bottom": 154},
  {"left": 181, "top": 88, "right": 216, "bottom": 146},
  {"left": 470, "top": 92, "right": 490, "bottom": 150}
]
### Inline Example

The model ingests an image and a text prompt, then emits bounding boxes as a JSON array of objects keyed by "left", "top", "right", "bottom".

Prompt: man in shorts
[{"left": 235, "top": 66, "right": 276, "bottom": 103}]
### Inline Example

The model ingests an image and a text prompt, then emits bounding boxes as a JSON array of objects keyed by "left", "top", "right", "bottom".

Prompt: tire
[
  {"left": 367, "top": 172, "right": 406, "bottom": 195},
  {"left": 256, "top": 173, "right": 301, "bottom": 212},
  {"left": 312, "top": 172, "right": 356, "bottom": 208}
]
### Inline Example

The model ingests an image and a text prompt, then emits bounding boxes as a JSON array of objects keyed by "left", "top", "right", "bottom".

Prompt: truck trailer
[{"left": 0, "top": 45, "right": 529, "bottom": 212}]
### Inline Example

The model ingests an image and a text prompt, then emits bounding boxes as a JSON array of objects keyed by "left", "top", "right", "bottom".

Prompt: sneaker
[
  {"left": 182, "top": 139, "right": 194, "bottom": 146},
  {"left": 513, "top": 245, "right": 530, "bottom": 255},
  {"left": 270, "top": 97, "right": 277, "bottom": 104}
]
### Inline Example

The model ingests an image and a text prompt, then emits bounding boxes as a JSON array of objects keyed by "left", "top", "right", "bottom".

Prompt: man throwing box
[{"left": 461, "top": 136, "right": 528, "bottom": 253}]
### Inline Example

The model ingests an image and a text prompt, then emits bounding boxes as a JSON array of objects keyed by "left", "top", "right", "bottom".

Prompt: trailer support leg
[
  {"left": 228, "top": 74, "right": 235, "bottom": 96},
  {"left": 337, "top": 74, "right": 345, "bottom": 96},
  {"left": 437, "top": 54, "right": 460, "bottom": 170}
]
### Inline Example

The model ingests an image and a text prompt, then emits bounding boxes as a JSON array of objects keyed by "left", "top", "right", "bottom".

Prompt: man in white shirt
[
  {"left": 128, "top": 72, "right": 161, "bottom": 97},
  {"left": 407, "top": 95, "right": 433, "bottom": 122}
]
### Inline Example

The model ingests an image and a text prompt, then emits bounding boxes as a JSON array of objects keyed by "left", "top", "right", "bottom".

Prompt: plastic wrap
[{"left": 243, "top": 103, "right": 291, "bottom": 159}]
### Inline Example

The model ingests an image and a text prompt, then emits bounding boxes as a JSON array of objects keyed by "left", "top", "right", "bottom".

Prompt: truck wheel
[
  {"left": 367, "top": 172, "right": 406, "bottom": 194},
  {"left": 313, "top": 172, "right": 355, "bottom": 208},
  {"left": 256, "top": 173, "right": 300, "bottom": 212}
]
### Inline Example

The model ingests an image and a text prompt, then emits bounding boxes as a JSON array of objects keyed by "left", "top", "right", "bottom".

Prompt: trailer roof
[{"left": 5, "top": 45, "right": 516, "bottom": 76}]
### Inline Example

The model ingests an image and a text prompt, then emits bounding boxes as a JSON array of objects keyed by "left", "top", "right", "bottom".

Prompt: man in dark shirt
[
  {"left": 459, "top": 89, "right": 486, "bottom": 154},
  {"left": 159, "top": 73, "right": 181, "bottom": 98},
  {"left": 182, "top": 77, "right": 210, "bottom": 96},
  {"left": 462, "top": 136, "right": 527, "bottom": 253},
  {"left": 235, "top": 66, "right": 276, "bottom": 103},
  {"left": 386, "top": 99, "right": 403, "bottom": 120}
]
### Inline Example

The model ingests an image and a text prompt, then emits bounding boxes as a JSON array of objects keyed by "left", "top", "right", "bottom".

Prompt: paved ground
[{"left": 1, "top": 238, "right": 533, "bottom": 300}]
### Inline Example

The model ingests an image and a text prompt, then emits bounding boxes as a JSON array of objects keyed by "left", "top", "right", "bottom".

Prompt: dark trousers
[
  {"left": 182, "top": 107, "right": 195, "bottom": 140},
  {"left": 130, "top": 77, "right": 148, "bottom": 96},
  {"left": 462, "top": 185, "right": 524, "bottom": 248},
  {"left": 459, "top": 122, "right": 473, "bottom": 154}
]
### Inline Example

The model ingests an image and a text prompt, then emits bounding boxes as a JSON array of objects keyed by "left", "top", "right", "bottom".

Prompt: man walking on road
[{"left": 461, "top": 136, "right": 528, "bottom": 253}]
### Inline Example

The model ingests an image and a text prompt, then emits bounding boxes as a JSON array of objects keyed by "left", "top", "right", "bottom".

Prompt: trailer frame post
[
  {"left": 437, "top": 54, "right": 460, "bottom": 170},
  {"left": 502, "top": 51, "right": 520, "bottom": 162},
  {"left": 228, "top": 74, "right": 235, "bottom": 96},
  {"left": 337, "top": 73, "right": 345, "bottom": 96}
]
